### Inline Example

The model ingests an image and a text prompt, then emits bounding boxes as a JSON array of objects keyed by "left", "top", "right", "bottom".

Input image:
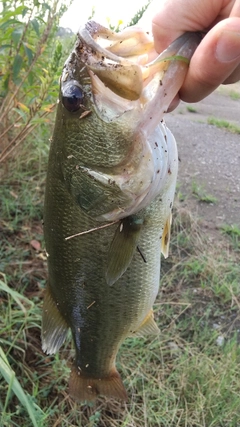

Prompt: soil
[{"left": 164, "top": 82, "right": 240, "bottom": 233}]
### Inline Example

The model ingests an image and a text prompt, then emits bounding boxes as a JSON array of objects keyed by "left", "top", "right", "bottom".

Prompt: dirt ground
[{"left": 164, "top": 82, "right": 240, "bottom": 232}]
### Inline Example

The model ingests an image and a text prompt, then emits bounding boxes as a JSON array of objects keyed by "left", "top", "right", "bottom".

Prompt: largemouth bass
[{"left": 42, "top": 21, "right": 200, "bottom": 401}]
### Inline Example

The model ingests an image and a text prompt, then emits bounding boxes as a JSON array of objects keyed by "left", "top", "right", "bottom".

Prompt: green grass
[
  {"left": 1, "top": 135, "right": 240, "bottom": 426},
  {"left": 186, "top": 105, "right": 197, "bottom": 113},
  {"left": 229, "top": 90, "right": 240, "bottom": 100},
  {"left": 0, "top": 337, "right": 46, "bottom": 427},
  {"left": 191, "top": 181, "right": 218, "bottom": 204},
  {"left": 221, "top": 224, "right": 240, "bottom": 251},
  {"left": 208, "top": 117, "right": 240, "bottom": 134}
]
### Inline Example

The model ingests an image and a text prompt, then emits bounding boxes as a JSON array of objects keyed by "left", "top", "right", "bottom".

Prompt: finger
[
  {"left": 152, "top": 0, "right": 235, "bottom": 53},
  {"left": 223, "top": 62, "right": 240, "bottom": 83},
  {"left": 152, "top": 5, "right": 202, "bottom": 53},
  {"left": 179, "top": 18, "right": 240, "bottom": 102},
  {"left": 230, "top": 0, "right": 240, "bottom": 16},
  {"left": 166, "top": 95, "right": 180, "bottom": 112}
]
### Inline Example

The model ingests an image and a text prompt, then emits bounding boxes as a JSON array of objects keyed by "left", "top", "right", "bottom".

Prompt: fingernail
[{"left": 216, "top": 30, "right": 240, "bottom": 62}]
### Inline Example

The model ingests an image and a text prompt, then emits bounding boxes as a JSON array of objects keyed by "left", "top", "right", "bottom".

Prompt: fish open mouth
[
  {"left": 76, "top": 21, "right": 153, "bottom": 101},
  {"left": 77, "top": 21, "right": 201, "bottom": 108},
  {"left": 61, "top": 22, "right": 201, "bottom": 222}
]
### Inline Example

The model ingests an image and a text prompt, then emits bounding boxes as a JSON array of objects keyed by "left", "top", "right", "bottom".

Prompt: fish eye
[{"left": 62, "top": 83, "right": 84, "bottom": 112}]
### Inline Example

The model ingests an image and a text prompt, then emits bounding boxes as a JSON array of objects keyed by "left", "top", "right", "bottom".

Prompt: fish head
[
  {"left": 60, "top": 21, "right": 153, "bottom": 120},
  {"left": 57, "top": 21, "right": 201, "bottom": 221}
]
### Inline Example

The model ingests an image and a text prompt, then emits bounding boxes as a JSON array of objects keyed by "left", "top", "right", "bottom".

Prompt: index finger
[{"left": 152, "top": 0, "right": 235, "bottom": 52}]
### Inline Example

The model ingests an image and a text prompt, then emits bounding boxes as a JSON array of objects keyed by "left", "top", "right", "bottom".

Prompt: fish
[{"left": 42, "top": 21, "right": 200, "bottom": 402}]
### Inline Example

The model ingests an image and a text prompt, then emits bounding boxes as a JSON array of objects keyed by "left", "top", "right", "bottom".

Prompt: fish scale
[{"left": 42, "top": 21, "right": 201, "bottom": 401}]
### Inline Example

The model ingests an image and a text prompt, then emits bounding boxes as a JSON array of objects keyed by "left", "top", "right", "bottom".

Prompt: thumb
[{"left": 179, "top": 18, "right": 240, "bottom": 102}]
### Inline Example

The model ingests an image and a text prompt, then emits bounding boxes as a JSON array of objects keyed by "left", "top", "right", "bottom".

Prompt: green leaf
[
  {"left": 42, "top": 2, "right": 51, "bottom": 12},
  {"left": 11, "top": 26, "right": 24, "bottom": 46},
  {"left": 0, "top": 19, "right": 23, "bottom": 31},
  {"left": 0, "top": 44, "right": 12, "bottom": 53},
  {"left": 0, "top": 6, "right": 29, "bottom": 23},
  {"left": 31, "top": 18, "right": 40, "bottom": 36},
  {"left": 12, "top": 54, "right": 23, "bottom": 81},
  {"left": 22, "top": 7, "right": 29, "bottom": 18},
  {"left": 11, "top": 5, "right": 29, "bottom": 17},
  {"left": 13, "top": 107, "right": 28, "bottom": 122},
  {"left": 23, "top": 42, "right": 34, "bottom": 64},
  {"left": 28, "top": 70, "right": 34, "bottom": 85},
  {"left": 2, "top": 73, "right": 10, "bottom": 94}
]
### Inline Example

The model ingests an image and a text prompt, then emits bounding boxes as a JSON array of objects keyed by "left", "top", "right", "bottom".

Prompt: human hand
[{"left": 152, "top": 0, "right": 240, "bottom": 105}]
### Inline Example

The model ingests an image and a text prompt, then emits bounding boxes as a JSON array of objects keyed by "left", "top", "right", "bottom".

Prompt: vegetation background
[{"left": 0, "top": 1, "right": 240, "bottom": 426}]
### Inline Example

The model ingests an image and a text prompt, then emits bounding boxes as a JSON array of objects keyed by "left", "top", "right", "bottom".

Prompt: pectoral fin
[
  {"left": 161, "top": 213, "right": 172, "bottom": 259},
  {"left": 106, "top": 216, "right": 143, "bottom": 286},
  {"left": 130, "top": 309, "right": 160, "bottom": 337},
  {"left": 42, "top": 285, "right": 69, "bottom": 355}
]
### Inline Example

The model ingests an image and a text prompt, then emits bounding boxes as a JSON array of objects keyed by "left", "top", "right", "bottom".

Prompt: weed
[
  {"left": 177, "top": 191, "right": 186, "bottom": 202},
  {"left": 222, "top": 224, "right": 240, "bottom": 238},
  {"left": 191, "top": 181, "right": 218, "bottom": 204},
  {"left": 0, "top": 0, "right": 72, "bottom": 163},
  {"left": 229, "top": 90, "right": 240, "bottom": 100},
  {"left": 208, "top": 117, "right": 240, "bottom": 134},
  {"left": 127, "top": 1, "right": 152, "bottom": 27},
  {"left": 221, "top": 224, "right": 240, "bottom": 251},
  {"left": 186, "top": 105, "right": 197, "bottom": 113}
]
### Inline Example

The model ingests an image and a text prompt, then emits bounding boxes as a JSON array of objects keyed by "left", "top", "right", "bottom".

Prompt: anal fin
[
  {"left": 161, "top": 212, "right": 172, "bottom": 259},
  {"left": 130, "top": 309, "right": 160, "bottom": 337},
  {"left": 69, "top": 366, "right": 128, "bottom": 402},
  {"left": 106, "top": 216, "right": 143, "bottom": 286},
  {"left": 42, "top": 285, "right": 69, "bottom": 355}
]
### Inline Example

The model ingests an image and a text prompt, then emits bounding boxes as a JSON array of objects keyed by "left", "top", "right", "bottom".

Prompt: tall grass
[{"left": 0, "top": 0, "right": 73, "bottom": 165}]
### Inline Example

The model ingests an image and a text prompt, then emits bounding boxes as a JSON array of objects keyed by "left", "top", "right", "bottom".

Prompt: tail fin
[{"left": 69, "top": 365, "right": 128, "bottom": 402}]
